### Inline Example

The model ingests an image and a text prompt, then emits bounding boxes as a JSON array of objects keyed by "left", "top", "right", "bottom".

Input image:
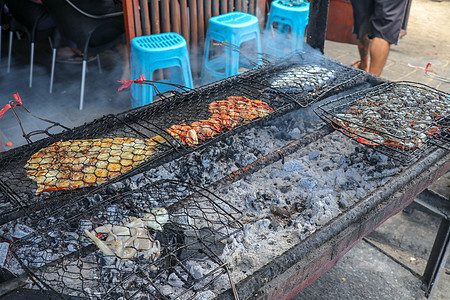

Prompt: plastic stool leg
[
  {"left": 97, "top": 55, "right": 102, "bottom": 73},
  {"left": 29, "top": 42, "right": 34, "bottom": 88},
  {"left": 7, "top": 31, "right": 13, "bottom": 73},
  {"left": 50, "top": 48, "right": 56, "bottom": 93},
  {"left": 80, "top": 60, "right": 87, "bottom": 110}
]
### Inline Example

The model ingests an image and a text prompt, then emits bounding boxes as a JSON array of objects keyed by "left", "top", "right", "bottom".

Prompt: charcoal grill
[{"left": 0, "top": 50, "right": 448, "bottom": 300}]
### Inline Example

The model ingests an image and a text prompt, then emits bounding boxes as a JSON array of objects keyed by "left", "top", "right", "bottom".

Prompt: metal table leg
[
  {"left": 410, "top": 188, "right": 449, "bottom": 299},
  {"left": 423, "top": 218, "right": 450, "bottom": 299}
]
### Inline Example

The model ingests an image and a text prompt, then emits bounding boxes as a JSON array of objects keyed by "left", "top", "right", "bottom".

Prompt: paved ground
[{"left": 0, "top": 1, "right": 449, "bottom": 299}]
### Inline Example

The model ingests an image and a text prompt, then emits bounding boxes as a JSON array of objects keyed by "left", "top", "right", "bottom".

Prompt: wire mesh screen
[
  {"left": 3, "top": 180, "right": 242, "bottom": 299},
  {"left": 254, "top": 51, "right": 369, "bottom": 107},
  {"left": 314, "top": 81, "right": 450, "bottom": 162}
]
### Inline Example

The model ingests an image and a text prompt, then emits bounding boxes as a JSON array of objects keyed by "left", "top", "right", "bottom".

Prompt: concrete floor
[{"left": 0, "top": 5, "right": 449, "bottom": 299}]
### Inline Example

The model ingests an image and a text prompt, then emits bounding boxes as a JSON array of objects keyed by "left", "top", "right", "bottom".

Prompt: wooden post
[
  {"left": 132, "top": 0, "right": 142, "bottom": 38},
  {"left": 161, "top": 0, "right": 171, "bottom": 33},
  {"left": 228, "top": 0, "right": 234, "bottom": 11},
  {"left": 213, "top": 0, "right": 220, "bottom": 16},
  {"left": 140, "top": 0, "right": 151, "bottom": 35},
  {"left": 220, "top": 0, "right": 228, "bottom": 14},
  {"left": 180, "top": 0, "right": 189, "bottom": 47},
  {"left": 189, "top": 0, "right": 199, "bottom": 76},
  {"left": 235, "top": 0, "right": 241, "bottom": 12},
  {"left": 122, "top": 0, "right": 135, "bottom": 46},
  {"left": 198, "top": 0, "right": 205, "bottom": 45},
  {"left": 256, "top": 0, "right": 266, "bottom": 31},
  {"left": 150, "top": 0, "right": 161, "bottom": 34},
  {"left": 205, "top": 0, "right": 212, "bottom": 27},
  {"left": 170, "top": 0, "right": 181, "bottom": 34}
]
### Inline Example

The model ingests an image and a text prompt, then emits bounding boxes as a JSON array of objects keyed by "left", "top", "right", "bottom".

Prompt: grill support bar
[{"left": 424, "top": 218, "right": 449, "bottom": 300}]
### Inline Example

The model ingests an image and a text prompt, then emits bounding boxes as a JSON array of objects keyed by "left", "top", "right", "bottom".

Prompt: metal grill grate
[
  {"left": 314, "top": 81, "right": 450, "bottom": 162},
  {"left": 2, "top": 180, "right": 242, "bottom": 299},
  {"left": 0, "top": 51, "right": 368, "bottom": 221},
  {"left": 256, "top": 51, "right": 369, "bottom": 107}
]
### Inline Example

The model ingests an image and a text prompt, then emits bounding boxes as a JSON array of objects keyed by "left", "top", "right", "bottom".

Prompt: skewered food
[
  {"left": 84, "top": 208, "right": 168, "bottom": 261},
  {"left": 25, "top": 136, "right": 166, "bottom": 195},
  {"left": 166, "top": 96, "right": 274, "bottom": 146}
]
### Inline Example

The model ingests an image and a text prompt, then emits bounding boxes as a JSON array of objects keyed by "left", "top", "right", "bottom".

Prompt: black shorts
[{"left": 350, "top": 0, "right": 408, "bottom": 45}]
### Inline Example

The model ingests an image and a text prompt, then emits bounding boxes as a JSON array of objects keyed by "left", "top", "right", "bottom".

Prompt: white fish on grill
[
  {"left": 84, "top": 208, "right": 169, "bottom": 261},
  {"left": 268, "top": 65, "right": 336, "bottom": 92}
]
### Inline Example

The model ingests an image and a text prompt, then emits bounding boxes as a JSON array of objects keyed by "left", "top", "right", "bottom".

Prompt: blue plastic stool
[
  {"left": 263, "top": 0, "right": 310, "bottom": 57},
  {"left": 130, "top": 32, "right": 193, "bottom": 108},
  {"left": 201, "top": 12, "right": 262, "bottom": 85}
]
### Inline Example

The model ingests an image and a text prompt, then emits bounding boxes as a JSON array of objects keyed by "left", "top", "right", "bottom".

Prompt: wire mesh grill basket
[
  {"left": 256, "top": 51, "right": 369, "bottom": 107},
  {"left": 2, "top": 180, "right": 243, "bottom": 299},
  {"left": 314, "top": 81, "right": 450, "bottom": 162}
]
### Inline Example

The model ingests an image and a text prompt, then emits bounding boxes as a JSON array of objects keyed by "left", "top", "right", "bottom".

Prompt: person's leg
[
  {"left": 367, "top": 0, "right": 408, "bottom": 76},
  {"left": 356, "top": 34, "right": 371, "bottom": 72},
  {"left": 368, "top": 37, "right": 390, "bottom": 76},
  {"left": 350, "top": 0, "right": 373, "bottom": 71}
]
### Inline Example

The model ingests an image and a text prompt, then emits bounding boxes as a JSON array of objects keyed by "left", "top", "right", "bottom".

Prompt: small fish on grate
[
  {"left": 166, "top": 96, "right": 274, "bottom": 146},
  {"left": 267, "top": 65, "right": 336, "bottom": 93},
  {"left": 25, "top": 136, "right": 166, "bottom": 195},
  {"left": 327, "top": 87, "right": 450, "bottom": 151}
]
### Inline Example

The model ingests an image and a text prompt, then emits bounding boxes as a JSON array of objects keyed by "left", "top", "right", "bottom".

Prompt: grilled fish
[{"left": 25, "top": 136, "right": 166, "bottom": 195}]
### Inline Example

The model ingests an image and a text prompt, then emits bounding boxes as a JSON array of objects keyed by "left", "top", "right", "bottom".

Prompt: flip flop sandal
[{"left": 351, "top": 60, "right": 361, "bottom": 68}]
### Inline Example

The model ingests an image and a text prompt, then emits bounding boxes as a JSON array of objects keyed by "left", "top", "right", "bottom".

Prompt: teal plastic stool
[
  {"left": 264, "top": 0, "right": 310, "bottom": 57},
  {"left": 130, "top": 32, "right": 193, "bottom": 108},
  {"left": 201, "top": 12, "right": 262, "bottom": 85}
]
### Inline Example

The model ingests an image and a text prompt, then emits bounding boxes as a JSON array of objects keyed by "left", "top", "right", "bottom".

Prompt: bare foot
[{"left": 351, "top": 60, "right": 369, "bottom": 72}]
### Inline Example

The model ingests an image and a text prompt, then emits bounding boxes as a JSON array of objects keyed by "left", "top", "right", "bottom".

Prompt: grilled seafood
[
  {"left": 25, "top": 136, "right": 166, "bottom": 195},
  {"left": 167, "top": 96, "right": 274, "bottom": 146},
  {"left": 327, "top": 87, "right": 450, "bottom": 151},
  {"left": 267, "top": 65, "right": 336, "bottom": 93},
  {"left": 84, "top": 208, "right": 168, "bottom": 261},
  {"left": 166, "top": 124, "right": 199, "bottom": 146}
]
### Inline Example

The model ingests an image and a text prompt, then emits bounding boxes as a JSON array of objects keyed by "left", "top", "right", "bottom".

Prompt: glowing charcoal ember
[{"left": 25, "top": 136, "right": 166, "bottom": 195}]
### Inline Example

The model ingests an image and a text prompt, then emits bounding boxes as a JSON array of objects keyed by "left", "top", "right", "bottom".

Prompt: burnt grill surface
[{"left": 0, "top": 51, "right": 368, "bottom": 223}]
